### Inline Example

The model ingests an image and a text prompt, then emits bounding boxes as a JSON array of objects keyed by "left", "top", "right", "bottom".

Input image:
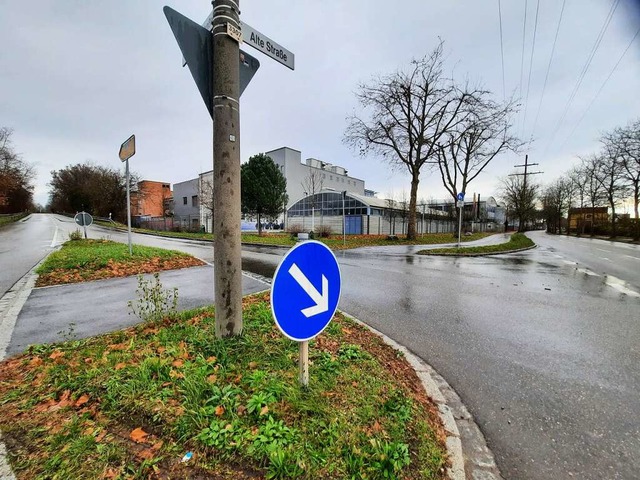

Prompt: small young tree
[
  {"left": 567, "top": 165, "right": 588, "bottom": 235},
  {"left": 241, "top": 154, "right": 288, "bottom": 235},
  {"left": 385, "top": 197, "right": 397, "bottom": 235},
  {"left": 398, "top": 191, "right": 409, "bottom": 235},
  {"left": 301, "top": 169, "right": 324, "bottom": 232},
  {"left": 199, "top": 175, "right": 215, "bottom": 228}
]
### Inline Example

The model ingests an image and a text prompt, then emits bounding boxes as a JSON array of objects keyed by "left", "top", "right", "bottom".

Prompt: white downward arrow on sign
[{"left": 288, "top": 263, "right": 329, "bottom": 318}]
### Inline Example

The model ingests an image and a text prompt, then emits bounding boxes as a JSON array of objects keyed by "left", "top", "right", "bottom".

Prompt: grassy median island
[
  {"left": 97, "top": 220, "right": 494, "bottom": 250},
  {"left": 0, "top": 293, "right": 448, "bottom": 479},
  {"left": 418, "top": 232, "right": 535, "bottom": 256},
  {"left": 35, "top": 239, "right": 205, "bottom": 287}
]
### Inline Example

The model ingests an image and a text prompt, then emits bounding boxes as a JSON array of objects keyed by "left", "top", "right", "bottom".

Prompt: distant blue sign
[
  {"left": 271, "top": 241, "right": 341, "bottom": 342},
  {"left": 457, "top": 192, "right": 465, "bottom": 201}
]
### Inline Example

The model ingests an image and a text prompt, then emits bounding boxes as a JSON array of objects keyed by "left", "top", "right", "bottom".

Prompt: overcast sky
[{"left": 1, "top": 0, "right": 639, "bottom": 209}]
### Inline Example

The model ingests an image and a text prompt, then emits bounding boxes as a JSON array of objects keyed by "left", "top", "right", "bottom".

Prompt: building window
[
  {"left": 192, "top": 195, "right": 199, "bottom": 207},
  {"left": 183, "top": 197, "right": 187, "bottom": 205}
]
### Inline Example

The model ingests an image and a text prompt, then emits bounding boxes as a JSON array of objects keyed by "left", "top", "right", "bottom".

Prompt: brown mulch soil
[{"left": 35, "top": 256, "right": 205, "bottom": 287}]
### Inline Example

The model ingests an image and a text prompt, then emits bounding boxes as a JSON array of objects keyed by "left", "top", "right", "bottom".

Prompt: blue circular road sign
[
  {"left": 271, "top": 240, "right": 342, "bottom": 342},
  {"left": 457, "top": 192, "right": 465, "bottom": 201}
]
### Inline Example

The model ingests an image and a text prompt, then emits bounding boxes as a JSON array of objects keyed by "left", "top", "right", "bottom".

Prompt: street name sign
[
  {"left": 456, "top": 200, "right": 464, "bottom": 208},
  {"left": 271, "top": 241, "right": 341, "bottom": 342},
  {"left": 241, "top": 22, "right": 294, "bottom": 70},
  {"left": 119, "top": 135, "right": 135, "bottom": 162},
  {"left": 164, "top": 6, "right": 260, "bottom": 118},
  {"left": 199, "top": 10, "right": 295, "bottom": 70}
]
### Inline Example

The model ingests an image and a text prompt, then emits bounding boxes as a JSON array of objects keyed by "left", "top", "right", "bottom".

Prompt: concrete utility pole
[
  {"left": 511, "top": 155, "right": 543, "bottom": 193},
  {"left": 212, "top": 0, "right": 243, "bottom": 337},
  {"left": 509, "top": 154, "right": 543, "bottom": 230}
]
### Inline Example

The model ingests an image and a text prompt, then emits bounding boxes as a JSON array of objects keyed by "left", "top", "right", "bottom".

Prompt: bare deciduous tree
[
  {"left": 0, "top": 127, "right": 35, "bottom": 213},
  {"left": 499, "top": 174, "right": 539, "bottom": 232},
  {"left": 603, "top": 120, "right": 640, "bottom": 239},
  {"left": 344, "top": 42, "right": 478, "bottom": 240},
  {"left": 435, "top": 92, "right": 520, "bottom": 232},
  {"left": 596, "top": 141, "right": 630, "bottom": 238},
  {"left": 542, "top": 178, "right": 573, "bottom": 234}
]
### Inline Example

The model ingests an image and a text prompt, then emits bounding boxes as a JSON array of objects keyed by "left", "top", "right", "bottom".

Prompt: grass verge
[
  {"left": 35, "top": 239, "right": 204, "bottom": 287},
  {"left": 418, "top": 232, "right": 534, "bottom": 256},
  {"left": 0, "top": 293, "right": 448, "bottom": 479},
  {"left": 0, "top": 212, "right": 29, "bottom": 227}
]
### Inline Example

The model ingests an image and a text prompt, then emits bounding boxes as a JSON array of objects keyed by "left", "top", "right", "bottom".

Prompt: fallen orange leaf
[
  {"left": 114, "top": 363, "right": 126, "bottom": 370},
  {"left": 215, "top": 405, "right": 225, "bottom": 416},
  {"left": 30, "top": 356, "right": 43, "bottom": 367},
  {"left": 136, "top": 448, "right": 154, "bottom": 460},
  {"left": 75, "top": 394, "right": 89, "bottom": 407},
  {"left": 260, "top": 405, "right": 269, "bottom": 416},
  {"left": 130, "top": 427, "right": 148, "bottom": 443},
  {"left": 49, "top": 350, "right": 65, "bottom": 360}
]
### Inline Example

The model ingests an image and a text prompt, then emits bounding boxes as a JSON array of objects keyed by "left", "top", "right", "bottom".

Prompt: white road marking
[
  {"left": 563, "top": 260, "right": 578, "bottom": 265},
  {"left": 623, "top": 255, "right": 640, "bottom": 261},
  {"left": 577, "top": 268, "right": 600, "bottom": 277},
  {"left": 600, "top": 257, "right": 610, "bottom": 261},
  {"left": 50, "top": 224, "right": 59, "bottom": 247},
  {"left": 604, "top": 275, "right": 640, "bottom": 298},
  {"left": 596, "top": 248, "right": 611, "bottom": 253}
]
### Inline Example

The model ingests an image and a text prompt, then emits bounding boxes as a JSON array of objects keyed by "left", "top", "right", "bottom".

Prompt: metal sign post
[
  {"left": 342, "top": 191, "right": 347, "bottom": 247},
  {"left": 74, "top": 211, "right": 93, "bottom": 239},
  {"left": 119, "top": 134, "right": 135, "bottom": 255},
  {"left": 457, "top": 192, "right": 465, "bottom": 248},
  {"left": 271, "top": 241, "right": 342, "bottom": 387}
]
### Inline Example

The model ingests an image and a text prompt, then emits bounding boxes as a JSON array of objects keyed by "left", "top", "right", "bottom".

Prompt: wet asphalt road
[
  {"left": 0, "top": 214, "right": 60, "bottom": 296},
  {"left": 3, "top": 216, "right": 640, "bottom": 478},
  {"left": 335, "top": 241, "right": 639, "bottom": 480}
]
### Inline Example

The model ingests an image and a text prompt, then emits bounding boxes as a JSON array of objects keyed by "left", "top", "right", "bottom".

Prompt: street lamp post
[{"left": 342, "top": 190, "right": 347, "bottom": 247}]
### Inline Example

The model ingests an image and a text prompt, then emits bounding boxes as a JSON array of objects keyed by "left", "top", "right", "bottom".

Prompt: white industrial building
[
  {"left": 195, "top": 146, "right": 366, "bottom": 232},
  {"left": 174, "top": 146, "right": 505, "bottom": 235}
]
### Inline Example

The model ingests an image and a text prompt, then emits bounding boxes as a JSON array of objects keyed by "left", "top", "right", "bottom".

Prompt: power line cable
[
  {"left": 559, "top": 25, "right": 640, "bottom": 150},
  {"left": 519, "top": 0, "right": 529, "bottom": 101},
  {"left": 522, "top": 0, "right": 540, "bottom": 137},
  {"left": 531, "top": 0, "right": 566, "bottom": 138},
  {"left": 545, "top": 0, "right": 620, "bottom": 152},
  {"left": 498, "top": 0, "right": 506, "bottom": 101}
]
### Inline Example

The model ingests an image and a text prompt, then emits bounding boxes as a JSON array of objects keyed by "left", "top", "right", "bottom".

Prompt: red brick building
[{"left": 130, "top": 180, "right": 172, "bottom": 217}]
